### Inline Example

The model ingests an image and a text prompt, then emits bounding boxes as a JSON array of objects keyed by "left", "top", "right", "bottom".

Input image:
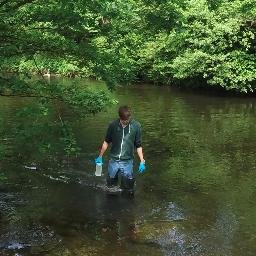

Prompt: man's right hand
[{"left": 95, "top": 156, "right": 103, "bottom": 165}]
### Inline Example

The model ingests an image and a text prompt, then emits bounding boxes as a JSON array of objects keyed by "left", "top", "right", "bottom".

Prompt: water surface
[{"left": 1, "top": 79, "right": 256, "bottom": 255}]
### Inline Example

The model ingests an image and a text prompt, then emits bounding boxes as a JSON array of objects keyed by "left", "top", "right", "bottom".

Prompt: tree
[{"left": 0, "top": 0, "right": 114, "bottom": 113}]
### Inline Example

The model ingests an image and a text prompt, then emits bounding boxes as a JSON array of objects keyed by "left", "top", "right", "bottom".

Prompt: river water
[{"left": 1, "top": 78, "right": 256, "bottom": 255}]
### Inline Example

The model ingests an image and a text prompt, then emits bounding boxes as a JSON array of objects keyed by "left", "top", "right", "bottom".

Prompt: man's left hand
[{"left": 138, "top": 161, "right": 146, "bottom": 174}]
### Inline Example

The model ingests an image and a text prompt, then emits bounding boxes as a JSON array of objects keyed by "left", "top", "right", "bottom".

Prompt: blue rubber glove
[
  {"left": 138, "top": 161, "right": 146, "bottom": 174},
  {"left": 95, "top": 156, "right": 103, "bottom": 165}
]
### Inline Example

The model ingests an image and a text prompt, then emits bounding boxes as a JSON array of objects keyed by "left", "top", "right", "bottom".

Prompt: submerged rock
[
  {"left": 134, "top": 220, "right": 178, "bottom": 242},
  {"left": 133, "top": 220, "right": 191, "bottom": 255}
]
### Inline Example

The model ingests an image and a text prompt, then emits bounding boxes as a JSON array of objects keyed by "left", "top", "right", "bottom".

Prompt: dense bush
[{"left": 1, "top": 0, "right": 255, "bottom": 93}]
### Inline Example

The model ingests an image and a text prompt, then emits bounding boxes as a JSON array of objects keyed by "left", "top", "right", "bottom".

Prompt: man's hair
[{"left": 118, "top": 105, "right": 131, "bottom": 120}]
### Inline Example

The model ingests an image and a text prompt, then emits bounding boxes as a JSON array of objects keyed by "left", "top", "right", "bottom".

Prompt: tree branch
[{"left": 1, "top": 0, "right": 37, "bottom": 12}]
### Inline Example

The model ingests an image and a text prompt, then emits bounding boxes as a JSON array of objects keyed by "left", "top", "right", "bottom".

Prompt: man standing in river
[{"left": 95, "top": 105, "right": 146, "bottom": 195}]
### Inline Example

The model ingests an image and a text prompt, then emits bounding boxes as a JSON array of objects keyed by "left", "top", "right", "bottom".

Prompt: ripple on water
[
  {"left": 0, "top": 224, "right": 61, "bottom": 254},
  {"left": 151, "top": 202, "right": 186, "bottom": 221}
]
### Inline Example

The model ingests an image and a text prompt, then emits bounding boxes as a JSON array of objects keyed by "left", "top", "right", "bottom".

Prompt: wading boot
[
  {"left": 106, "top": 174, "right": 118, "bottom": 187},
  {"left": 106, "top": 174, "right": 121, "bottom": 194},
  {"left": 120, "top": 176, "right": 135, "bottom": 197}
]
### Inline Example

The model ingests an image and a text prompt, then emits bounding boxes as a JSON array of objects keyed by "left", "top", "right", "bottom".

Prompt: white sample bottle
[{"left": 95, "top": 162, "right": 103, "bottom": 176}]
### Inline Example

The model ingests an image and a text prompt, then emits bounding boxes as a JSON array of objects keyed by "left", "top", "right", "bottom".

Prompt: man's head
[{"left": 118, "top": 105, "right": 131, "bottom": 125}]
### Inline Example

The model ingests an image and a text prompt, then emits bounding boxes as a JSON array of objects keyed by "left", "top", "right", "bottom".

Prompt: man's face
[{"left": 120, "top": 118, "right": 130, "bottom": 126}]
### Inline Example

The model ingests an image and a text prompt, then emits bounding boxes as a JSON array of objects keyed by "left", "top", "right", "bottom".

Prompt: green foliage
[
  {"left": 3, "top": 102, "right": 81, "bottom": 164},
  {"left": 139, "top": 0, "right": 256, "bottom": 92},
  {"left": 1, "top": 0, "right": 256, "bottom": 93},
  {"left": 59, "top": 83, "right": 114, "bottom": 116},
  {"left": 1, "top": 55, "right": 95, "bottom": 78},
  {"left": 0, "top": 76, "right": 114, "bottom": 117}
]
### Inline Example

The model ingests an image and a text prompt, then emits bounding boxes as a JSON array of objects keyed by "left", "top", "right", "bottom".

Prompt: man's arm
[
  {"left": 99, "top": 141, "right": 109, "bottom": 157},
  {"left": 135, "top": 123, "right": 145, "bottom": 163},
  {"left": 137, "top": 147, "right": 145, "bottom": 163},
  {"left": 99, "top": 121, "right": 112, "bottom": 156},
  {"left": 97, "top": 122, "right": 112, "bottom": 158}
]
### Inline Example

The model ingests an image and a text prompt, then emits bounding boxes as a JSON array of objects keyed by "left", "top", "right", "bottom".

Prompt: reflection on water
[{"left": 1, "top": 79, "right": 256, "bottom": 255}]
